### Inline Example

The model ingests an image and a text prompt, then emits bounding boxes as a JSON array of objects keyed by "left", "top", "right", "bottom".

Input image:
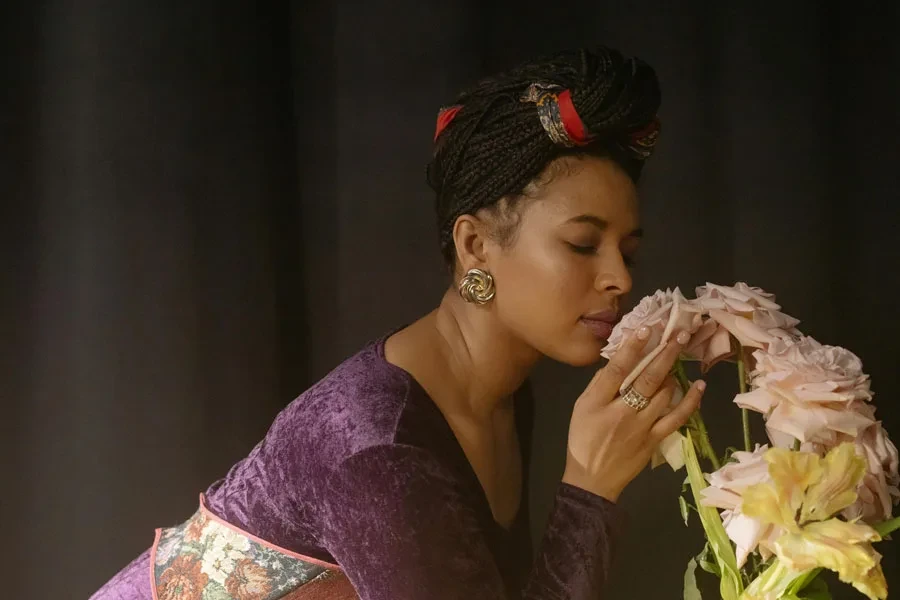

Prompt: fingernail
[
  {"left": 676, "top": 330, "right": 691, "bottom": 345},
  {"left": 696, "top": 380, "right": 706, "bottom": 392},
  {"left": 637, "top": 326, "right": 650, "bottom": 340}
]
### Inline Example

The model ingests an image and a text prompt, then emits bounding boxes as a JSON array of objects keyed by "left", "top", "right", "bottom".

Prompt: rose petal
[
  {"left": 619, "top": 341, "right": 667, "bottom": 392},
  {"left": 724, "top": 297, "right": 757, "bottom": 313},
  {"left": 734, "top": 282, "right": 782, "bottom": 310},
  {"left": 766, "top": 402, "right": 826, "bottom": 442},
  {"left": 820, "top": 408, "right": 875, "bottom": 437},
  {"left": 766, "top": 425, "right": 798, "bottom": 449},
  {"left": 708, "top": 309, "right": 776, "bottom": 349},
  {"left": 724, "top": 511, "right": 766, "bottom": 569},
  {"left": 684, "top": 319, "right": 717, "bottom": 353},
  {"left": 656, "top": 430, "right": 686, "bottom": 470},
  {"left": 735, "top": 388, "right": 779, "bottom": 415},
  {"left": 702, "top": 325, "right": 734, "bottom": 372},
  {"left": 700, "top": 486, "right": 744, "bottom": 509}
]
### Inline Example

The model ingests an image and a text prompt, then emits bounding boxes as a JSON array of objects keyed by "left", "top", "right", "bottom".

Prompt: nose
[{"left": 594, "top": 250, "right": 632, "bottom": 296}]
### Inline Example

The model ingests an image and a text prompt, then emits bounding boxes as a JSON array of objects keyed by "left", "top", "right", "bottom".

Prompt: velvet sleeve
[{"left": 319, "top": 443, "right": 625, "bottom": 600}]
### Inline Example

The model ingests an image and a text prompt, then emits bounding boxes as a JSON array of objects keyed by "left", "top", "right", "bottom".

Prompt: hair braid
[{"left": 427, "top": 45, "right": 661, "bottom": 268}]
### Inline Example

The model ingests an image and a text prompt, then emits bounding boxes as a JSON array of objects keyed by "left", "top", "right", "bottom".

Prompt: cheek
[{"left": 493, "top": 239, "right": 595, "bottom": 321}]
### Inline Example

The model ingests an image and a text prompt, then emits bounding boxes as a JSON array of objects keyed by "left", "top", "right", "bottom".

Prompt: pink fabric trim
[
  {"left": 149, "top": 527, "right": 162, "bottom": 600},
  {"left": 198, "top": 493, "right": 342, "bottom": 571}
]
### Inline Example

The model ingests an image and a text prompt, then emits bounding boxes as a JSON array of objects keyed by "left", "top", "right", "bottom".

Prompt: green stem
[
  {"left": 674, "top": 360, "right": 721, "bottom": 470},
  {"left": 874, "top": 515, "right": 900, "bottom": 537},
  {"left": 673, "top": 358, "right": 691, "bottom": 393},
  {"left": 737, "top": 349, "right": 752, "bottom": 452},
  {"left": 695, "top": 414, "right": 721, "bottom": 470}
]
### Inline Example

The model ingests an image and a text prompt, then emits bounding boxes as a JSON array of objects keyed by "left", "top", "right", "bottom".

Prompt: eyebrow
[{"left": 566, "top": 214, "right": 644, "bottom": 238}]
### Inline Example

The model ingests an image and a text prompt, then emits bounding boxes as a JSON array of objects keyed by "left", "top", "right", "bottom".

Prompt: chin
[
  {"left": 560, "top": 348, "right": 607, "bottom": 367},
  {"left": 544, "top": 334, "right": 609, "bottom": 367}
]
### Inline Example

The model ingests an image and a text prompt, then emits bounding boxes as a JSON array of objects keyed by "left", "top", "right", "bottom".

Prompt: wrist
[{"left": 561, "top": 468, "right": 621, "bottom": 503}]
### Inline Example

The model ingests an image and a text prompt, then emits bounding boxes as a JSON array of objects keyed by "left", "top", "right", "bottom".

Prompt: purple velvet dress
[{"left": 90, "top": 332, "right": 625, "bottom": 599}]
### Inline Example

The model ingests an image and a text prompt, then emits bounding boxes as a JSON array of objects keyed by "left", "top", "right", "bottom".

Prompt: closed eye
[
  {"left": 566, "top": 242, "right": 596, "bottom": 255},
  {"left": 567, "top": 242, "right": 638, "bottom": 268}
]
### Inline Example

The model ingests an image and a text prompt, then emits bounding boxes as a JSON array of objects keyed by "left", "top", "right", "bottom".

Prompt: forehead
[{"left": 527, "top": 156, "right": 640, "bottom": 229}]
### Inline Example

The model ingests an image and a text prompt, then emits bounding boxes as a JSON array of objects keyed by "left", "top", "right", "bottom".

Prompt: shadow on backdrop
[{"left": 1, "top": 2, "right": 898, "bottom": 598}]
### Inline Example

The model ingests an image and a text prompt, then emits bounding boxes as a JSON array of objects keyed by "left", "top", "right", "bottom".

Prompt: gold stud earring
[{"left": 458, "top": 268, "right": 495, "bottom": 305}]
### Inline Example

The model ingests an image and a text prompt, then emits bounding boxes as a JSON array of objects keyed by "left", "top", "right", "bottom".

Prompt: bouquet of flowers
[{"left": 602, "top": 283, "right": 900, "bottom": 600}]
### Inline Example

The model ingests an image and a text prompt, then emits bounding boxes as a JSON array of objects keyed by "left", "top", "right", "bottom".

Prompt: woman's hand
[{"left": 562, "top": 326, "right": 705, "bottom": 502}]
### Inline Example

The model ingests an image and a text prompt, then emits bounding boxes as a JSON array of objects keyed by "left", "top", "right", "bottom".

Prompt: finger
[
  {"left": 629, "top": 329, "right": 692, "bottom": 398},
  {"left": 650, "top": 380, "right": 706, "bottom": 441},
  {"left": 588, "top": 326, "right": 651, "bottom": 404},
  {"left": 637, "top": 376, "right": 676, "bottom": 424}
]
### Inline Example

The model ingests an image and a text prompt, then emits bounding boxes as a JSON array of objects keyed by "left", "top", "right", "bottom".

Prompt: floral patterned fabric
[{"left": 151, "top": 495, "right": 341, "bottom": 600}]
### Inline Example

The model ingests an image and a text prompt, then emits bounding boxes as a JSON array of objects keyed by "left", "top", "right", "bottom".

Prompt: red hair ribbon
[
  {"left": 555, "top": 89, "right": 590, "bottom": 146},
  {"left": 433, "top": 105, "right": 462, "bottom": 142}
]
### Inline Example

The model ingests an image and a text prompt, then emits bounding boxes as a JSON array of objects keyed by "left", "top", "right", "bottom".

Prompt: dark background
[{"left": 2, "top": 2, "right": 898, "bottom": 599}]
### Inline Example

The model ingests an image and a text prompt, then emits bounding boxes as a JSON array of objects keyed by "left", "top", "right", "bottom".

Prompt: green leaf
[
  {"left": 799, "top": 578, "right": 832, "bottom": 600},
  {"left": 785, "top": 568, "right": 823, "bottom": 595},
  {"left": 684, "top": 557, "right": 703, "bottom": 600},
  {"left": 782, "top": 578, "right": 832, "bottom": 600},
  {"left": 682, "top": 474, "right": 691, "bottom": 493},
  {"left": 683, "top": 431, "right": 744, "bottom": 600},
  {"left": 873, "top": 515, "right": 900, "bottom": 537},
  {"left": 722, "top": 446, "right": 740, "bottom": 462},
  {"left": 679, "top": 496, "right": 691, "bottom": 526},
  {"left": 696, "top": 542, "right": 720, "bottom": 577}
]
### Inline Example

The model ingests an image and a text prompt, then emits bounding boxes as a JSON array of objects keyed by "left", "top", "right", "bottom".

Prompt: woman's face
[{"left": 486, "top": 155, "right": 641, "bottom": 366}]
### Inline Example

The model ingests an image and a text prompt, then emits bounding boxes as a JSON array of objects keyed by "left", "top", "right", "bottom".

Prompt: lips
[
  {"left": 580, "top": 309, "right": 619, "bottom": 339},
  {"left": 582, "top": 309, "right": 619, "bottom": 323},
  {"left": 580, "top": 319, "right": 614, "bottom": 338}
]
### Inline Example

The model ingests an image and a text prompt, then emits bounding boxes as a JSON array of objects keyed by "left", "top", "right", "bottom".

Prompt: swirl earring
[{"left": 458, "top": 268, "right": 496, "bottom": 305}]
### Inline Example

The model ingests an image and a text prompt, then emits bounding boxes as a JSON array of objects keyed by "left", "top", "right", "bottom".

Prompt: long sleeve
[{"left": 319, "top": 443, "right": 625, "bottom": 600}]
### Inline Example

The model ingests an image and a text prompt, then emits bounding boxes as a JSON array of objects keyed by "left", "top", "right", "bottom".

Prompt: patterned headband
[
  {"left": 519, "top": 83, "right": 591, "bottom": 147},
  {"left": 433, "top": 82, "right": 660, "bottom": 159}
]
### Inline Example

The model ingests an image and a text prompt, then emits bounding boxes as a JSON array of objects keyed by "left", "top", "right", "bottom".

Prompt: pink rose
[
  {"left": 735, "top": 337, "right": 875, "bottom": 448},
  {"left": 602, "top": 287, "right": 702, "bottom": 391},
  {"left": 602, "top": 288, "right": 702, "bottom": 471},
  {"left": 693, "top": 282, "right": 800, "bottom": 332},
  {"left": 699, "top": 444, "right": 782, "bottom": 567},
  {"left": 679, "top": 317, "right": 733, "bottom": 372},
  {"left": 800, "top": 420, "right": 899, "bottom": 524},
  {"left": 812, "top": 407, "right": 900, "bottom": 523},
  {"left": 846, "top": 420, "right": 900, "bottom": 523},
  {"left": 684, "top": 283, "right": 801, "bottom": 371}
]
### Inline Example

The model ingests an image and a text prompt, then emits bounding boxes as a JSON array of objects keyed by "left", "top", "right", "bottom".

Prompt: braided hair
[{"left": 427, "top": 46, "right": 661, "bottom": 269}]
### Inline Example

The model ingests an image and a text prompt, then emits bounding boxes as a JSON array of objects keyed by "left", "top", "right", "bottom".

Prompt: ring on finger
[{"left": 621, "top": 385, "right": 651, "bottom": 412}]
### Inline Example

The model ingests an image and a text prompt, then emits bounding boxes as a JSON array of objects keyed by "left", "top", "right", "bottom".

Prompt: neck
[{"left": 427, "top": 288, "right": 542, "bottom": 421}]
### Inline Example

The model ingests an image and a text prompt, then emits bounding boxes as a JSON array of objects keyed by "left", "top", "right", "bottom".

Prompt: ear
[{"left": 451, "top": 213, "right": 490, "bottom": 273}]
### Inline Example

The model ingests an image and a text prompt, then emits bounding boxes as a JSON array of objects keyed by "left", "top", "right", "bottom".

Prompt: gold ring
[{"left": 622, "top": 386, "right": 650, "bottom": 412}]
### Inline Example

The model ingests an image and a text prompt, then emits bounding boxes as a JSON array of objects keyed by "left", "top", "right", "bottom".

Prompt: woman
[{"left": 91, "top": 45, "right": 705, "bottom": 600}]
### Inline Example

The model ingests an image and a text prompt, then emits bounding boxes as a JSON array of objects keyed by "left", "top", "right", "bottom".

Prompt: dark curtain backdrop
[{"left": 2, "top": 2, "right": 898, "bottom": 599}]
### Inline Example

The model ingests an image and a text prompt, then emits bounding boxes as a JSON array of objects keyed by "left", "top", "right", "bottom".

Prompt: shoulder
[
  {"left": 204, "top": 330, "right": 468, "bottom": 523},
  {"left": 270, "top": 335, "right": 415, "bottom": 467},
  {"left": 203, "top": 335, "right": 419, "bottom": 522}
]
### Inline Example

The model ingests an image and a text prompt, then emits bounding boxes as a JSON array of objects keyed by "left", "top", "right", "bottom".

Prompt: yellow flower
[
  {"left": 741, "top": 443, "right": 887, "bottom": 600},
  {"left": 774, "top": 520, "right": 886, "bottom": 600},
  {"left": 801, "top": 443, "right": 868, "bottom": 523}
]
